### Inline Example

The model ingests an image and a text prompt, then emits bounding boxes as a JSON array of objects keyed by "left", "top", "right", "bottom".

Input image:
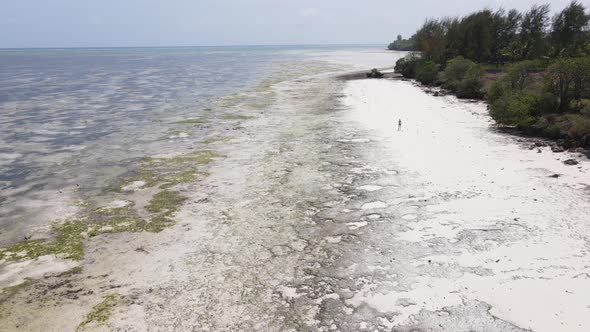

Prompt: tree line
[
  {"left": 388, "top": 35, "right": 416, "bottom": 51},
  {"left": 395, "top": 1, "right": 589, "bottom": 64},
  {"left": 392, "top": 1, "right": 590, "bottom": 148}
]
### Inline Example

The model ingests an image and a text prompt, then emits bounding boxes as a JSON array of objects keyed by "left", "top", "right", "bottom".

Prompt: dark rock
[
  {"left": 366, "top": 68, "right": 384, "bottom": 78},
  {"left": 563, "top": 159, "right": 579, "bottom": 165},
  {"left": 556, "top": 139, "right": 569, "bottom": 149},
  {"left": 548, "top": 174, "right": 561, "bottom": 178},
  {"left": 551, "top": 145, "right": 565, "bottom": 153}
]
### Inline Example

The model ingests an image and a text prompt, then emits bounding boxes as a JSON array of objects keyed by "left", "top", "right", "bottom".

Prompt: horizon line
[{"left": 0, "top": 43, "right": 386, "bottom": 51}]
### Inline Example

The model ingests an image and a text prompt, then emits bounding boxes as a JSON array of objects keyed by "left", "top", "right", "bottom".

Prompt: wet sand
[{"left": 1, "top": 50, "right": 589, "bottom": 331}]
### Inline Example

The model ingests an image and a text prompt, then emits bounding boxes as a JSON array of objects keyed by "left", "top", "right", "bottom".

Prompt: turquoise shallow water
[{"left": 0, "top": 45, "right": 378, "bottom": 243}]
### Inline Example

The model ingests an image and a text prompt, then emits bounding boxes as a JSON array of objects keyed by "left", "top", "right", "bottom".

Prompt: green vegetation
[
  {"left": 199, "top": 137, "right": 232, "bottom": 144},
  {"left": 0, "top": 202, "right": 183, "bottom": 262},
  {"left": 94, "top": 201, "right": 134, "bottom": 215},
  {"left": 395, "top": 55, "right": 484, "bottom": 96},
  {"left": 415, "top": 61, "right": 439, "bottom": 85},
  {"left": 119, "top": 150, "right": 219, "bottom": 191},
  {"left": 440, "top": 56, "right": 485, "bottom": 98},
  {"left": 145, "top": 190, "right": 188, "bottom": 224},
  {"left": 0, "top": 219, "right": 87, "bottom": 261},
  {"left": 393, "top": 1, "right": 590, "bottom": 146},
  {"left": 0, "top": 150, "right": 219, "bottom": 263},
  {"left": 552, "top": 1, "right": 590, "bottom": 57},
  {"left": 77, "top": 294, "right": 123, "bottom": 331},
  {"left": 487, "top": 57, "right": 590, "bottom": 129},
  {"left": 404, "top": 2, "right": 589, "bottom": 65},
  {"left": 546, "top": 57, "right": 590, "bottom": 110},
  {"left": 394, "top": 54, "right": 421, "bottom": 78},
  {"left": 388, "top": 35, "right": 416, "bottom": 51},
  {"left": 489, "top": 92, "right": 539, "bottom": 126},
  {"left": 566, "top": 113, "right": 590, "bottom": 135},
  {"left": 175, "top": 118, "right": 208, "bottom": 125},
  {"left": 366, "top": 68, "right": 384, "bottom": 78},
  {"left": 221, "top": 114, "right": 254, "bottom": 120}
]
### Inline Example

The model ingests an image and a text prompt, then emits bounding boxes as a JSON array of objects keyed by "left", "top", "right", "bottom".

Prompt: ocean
[{"left": 0, "top": 45, "right": 389, "bottom": 243}]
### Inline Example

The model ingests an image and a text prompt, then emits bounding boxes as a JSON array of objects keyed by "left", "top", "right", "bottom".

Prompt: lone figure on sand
[{"left": 398, "top": 119, "right": 402, "bottom": 131}]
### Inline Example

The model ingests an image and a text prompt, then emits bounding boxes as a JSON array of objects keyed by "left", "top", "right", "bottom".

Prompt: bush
[
  {"left": 572, "top": 57, "right": 590, "bottom": 99},
  {"left": 457, "top": 77, "right": 484, "bottom": 99},
  {"left": 489, "top": 93, "right": 538, "bottom": 126},
  {"left": 566, "top": 114, "right": 590, "bottom": 137},
  {"left": 443, "top": 56, "right": 477, "bottom": 83},
  {"left": 578, "top": 99, "right": 590, "bottom": 116},
  {"left": 504, "top": 60, "right": 541, "bottom": 90},
  {"left": 546, "top": 58, "right": 578, "bottom": 112},
  {"left": 487, "top": 79, "right": 506, "bottom": 103},
  {"left": 488, "top": 60, "right": 549, "bottom": 106},
  {"left": 534, "top": 92, "right": 559, "bottom": 115},
  {"left": 442, "top": 56, "right": 484, "bottom": 97},
  {"left": 416, "top": 61, "right": 439, "bottom": 85},
  {"left": 366, "top": 68, "right": 384, "bottom": 78},
  {"left": 395, "top": 55, "right": 421, "bottom": 78},
  {"left": 543, "top": 124, "right": 562, "bottom": 138}
]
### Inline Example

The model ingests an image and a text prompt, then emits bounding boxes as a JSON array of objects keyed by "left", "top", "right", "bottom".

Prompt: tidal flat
[{"left": 1, "top": 47, "right": 589, "bottom": 332}]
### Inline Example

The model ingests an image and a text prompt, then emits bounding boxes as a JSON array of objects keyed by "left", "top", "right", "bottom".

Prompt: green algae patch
[
  {"left": 74, "top": 200, "right": 90, "bottom": 208},
  {"left": 92, "top": 215, "right": 173, "bottom": 235},
  {"left": 175, "top": 118, "right": 208, "bottom": 125},
  {"left": 199, "top": 137, "right": 232, "bottom": 144},
  {"left": 117, "top": 150, "right": 220, "bottom": 191},
  {"left": 145, "top": 190, "right": 187, "bottom": 217},
  {"left": 0, "top": 150, "right": 217, "bottom": 263},
  {"left": 77, "top": 294, "right": 124, "bottom": 331},
  {"left": 0, "top": 219, "right": 87, "bottom": 261},
  {"left": 0, "top": 197, "right": 182, "bottom": 262},
  {"left": 49, "top": 219, "right": 87, "bottom": 260},
  {"left": 222, "top": 114, "right": 254, "bottom": 120},
  {"left": 89, "top": 198, "right": 179, "bottom": 234},
  {"left": 87, "top": 216, "right": 141, "bottom": 237},
  {"left": 158, "top": 170, "right": 206, "bottom": 190},
  {"left": 159, "top": 150, "right": 220, "bottom": 164},
  {"left": 94, "top": 201, "right": 134, "bottom": 216}
]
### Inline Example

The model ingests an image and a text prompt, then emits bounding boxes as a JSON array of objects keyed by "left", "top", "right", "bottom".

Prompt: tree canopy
[{"left": 395, "top": 1, "right": 590, "bottom": 64}]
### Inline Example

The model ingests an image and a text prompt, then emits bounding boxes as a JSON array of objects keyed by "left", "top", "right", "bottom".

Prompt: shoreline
[
  {"left": 1, "top": 50, "right": 589, "bottom": 330},
  {"left": 0, "top": 59, "right": 362, "bottom": 330},
  {"left": 396, "top": 74, "right": 590, "bottom": 161},
  {"left": 341, "top": 77, "right": 590, "bottom": 331}
]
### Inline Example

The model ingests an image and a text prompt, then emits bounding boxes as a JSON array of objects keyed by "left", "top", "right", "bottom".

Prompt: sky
[{"left": 0, "top": 0, "right": 578, "bottom": 48}]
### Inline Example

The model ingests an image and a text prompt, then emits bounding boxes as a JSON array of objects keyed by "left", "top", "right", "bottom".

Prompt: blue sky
[{"left": 0, "top": 0, "right": 576, "bottom": 48}]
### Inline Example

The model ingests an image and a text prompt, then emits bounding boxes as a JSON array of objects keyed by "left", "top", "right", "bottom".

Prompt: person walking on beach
[{"left": 398, "top": 119, "right": 402, "bottom": 131}]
